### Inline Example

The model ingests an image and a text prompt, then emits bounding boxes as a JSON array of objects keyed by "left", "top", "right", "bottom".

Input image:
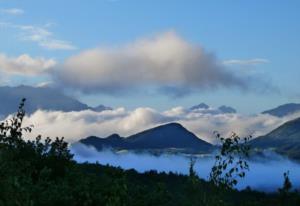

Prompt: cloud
[
  {"left": 54, "top": 31, "right": 248, "bottom": 95},
  {"left": 0, "top": 53, "right": 56, "bottom": 76},
  {"left": 1, "top": 8, "right": 24, "bottom": 15},
  {"left": 223, "top": 58, "right": 269, "bottom": 66},
  {"left": 16, "top": 24, "right": 77, "bottom": 50},
  {"left": 72, "top": 144, "right": 300, "bottom": 192},
  {"left": 0, "top": 22, "right": 76, "bottom": 50},
  {"left": 19, "top": 105, "right": 299, "bottom": 144}
]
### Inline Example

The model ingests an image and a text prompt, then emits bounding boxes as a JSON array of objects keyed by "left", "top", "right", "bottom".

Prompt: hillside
[{"left": 251, "top": 117, "right": 300, "bottom": 160}]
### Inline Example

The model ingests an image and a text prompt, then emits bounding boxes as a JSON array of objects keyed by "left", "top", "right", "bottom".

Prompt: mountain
[
  {"left": 190, "top": 103, "right": 236, "bottom": 114},
  {"left": 218, "top": 105, "right": 236, "bottom": 114},
  {"left": 80, "top": 123, "right": 214, "bottom": 154},
  {"left": 262, "top": 103, "right": 300, "bottom": 117},
  {"left": 0, "top": 85, "right": 111, "bottom": 117},
  {"left": 190, "top": 103, "right": 209, "bottom": 110},
  {"left": 251, "top": 117, "right": 300, "bottom": 160},
  {"left": 93, "top": 104, "right": 112, "bottom": 112}
]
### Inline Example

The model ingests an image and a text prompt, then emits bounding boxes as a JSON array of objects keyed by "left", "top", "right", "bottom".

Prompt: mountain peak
[
  {"left": 106, "top": 133, "right": 122, "bottom": 139},
  {"left": 190, "top": 103, "right": 209, "bottom": 110},
  {"left": 82, "top": 136, "right": 102, "bottom": 141},
  {"left": 218, "top": 105, "right": 236, "bottom": 113},
  {"left": 154, "top": 122, "right": 184, "bottom": 129},
  {"left": 92, "top": 104, "right": 112, "bottom": 112}
]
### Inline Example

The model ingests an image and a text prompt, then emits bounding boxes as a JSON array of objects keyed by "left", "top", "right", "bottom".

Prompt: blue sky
[{"left": 0, "top": 0, "right": 299, "bottom": 114}]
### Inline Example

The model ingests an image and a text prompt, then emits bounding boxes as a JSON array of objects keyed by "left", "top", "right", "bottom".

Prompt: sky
[{"left": 0, "top": 0, "right": 300, "bottom": 114}]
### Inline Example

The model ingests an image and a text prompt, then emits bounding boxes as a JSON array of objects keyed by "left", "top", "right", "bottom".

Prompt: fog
[{"left": 71, "top": 143, "right": 300, "bottom": 192}]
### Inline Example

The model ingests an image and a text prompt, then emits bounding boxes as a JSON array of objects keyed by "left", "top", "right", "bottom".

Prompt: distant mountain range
[
  {"left": 3, "top": 85, "right": 299, "bottom": 118},
  {"left": 0, "top": 85, "right": 111, "bottom": 117},
  {"left": 262, "top": 103, "right": 300, "bottom": 117},
  {"left": 80, "top": 123, "right": 214, "bottom": 154},
  {"left": 189, "top": 102, "right": 300, "bottom": 117},
  {"left": 189, "top": 103, "right": 237, "bottom": 114},
  {"left": 251, "top": 117, "right": 300, "bottom": 160}
]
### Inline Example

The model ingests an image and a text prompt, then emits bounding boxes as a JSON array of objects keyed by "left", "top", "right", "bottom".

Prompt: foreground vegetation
[{"left": 0, "top": 99, "right": 299, "bottom": 206}]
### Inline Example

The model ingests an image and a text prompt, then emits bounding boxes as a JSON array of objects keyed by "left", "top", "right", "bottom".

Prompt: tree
[
  {"left": 278, "top": 171, "right": 293, "bottom": 205},
  {"left": 209, "top": 132, "right": 251, "bottom": 189},
  {"left": 0, "top": 99, "right": 77, "bottom": 205}
]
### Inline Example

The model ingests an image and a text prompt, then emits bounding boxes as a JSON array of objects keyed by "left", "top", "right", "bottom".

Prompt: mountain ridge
[
  {"left": 80, "top": 122, "right": 214, "bottom": 154},
  {"left": 0, "top": 85, "right": 111, "bottom": 116},
  {"left": 262, "top": 103, "right": 300, "bottom": 117}
]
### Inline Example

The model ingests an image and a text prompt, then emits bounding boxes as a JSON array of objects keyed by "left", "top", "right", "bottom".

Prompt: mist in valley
[{"left": 71, "top": 143, "right": 300, "bottom": 192}]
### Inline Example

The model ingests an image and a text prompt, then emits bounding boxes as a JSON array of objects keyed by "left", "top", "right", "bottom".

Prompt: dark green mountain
[
  {"left": 80, "top": 123, "right": 214, "bottom": 154},
  {"left": 251, "top": 117, "right": 300, "bottom": 160}
]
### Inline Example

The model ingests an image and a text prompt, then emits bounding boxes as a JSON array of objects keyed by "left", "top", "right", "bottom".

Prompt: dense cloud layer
[
  {"left": 19, "top": 106, "right": 300, "bottom": 143},
  {"left": 53, "top": 32, "right": 247, "bottom": 95}
]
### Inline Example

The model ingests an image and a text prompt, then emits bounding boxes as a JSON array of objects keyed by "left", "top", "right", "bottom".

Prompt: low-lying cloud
[
  {"left": 72, "top": 143, "right": 300, "bottom": 192},
  {"left": 19, "top": 106, "right": 300, "bottom": 143},
  {"left": 53, "top": 31, "right": 248, "bottom": 95}
]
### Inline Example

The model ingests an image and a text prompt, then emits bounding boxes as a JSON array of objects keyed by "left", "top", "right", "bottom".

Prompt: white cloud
[
  {"left": 0, "top": 53, "right": 56, "bottom": 76},
  {"left": 1, "top": 8, "right": 24, "bottom": 15},
  {"left": 54, "top": 31, "right": 247, "bottom": 95},
  {"left": 223, "top": 58, "right": 269, "bottom": 66},
  {"left": 16, "top": 25, "right": 77, "bottom": 50},
  {"left": 20, "top": 106, "right": 299, "bottom": 144},
  {"left": 35, "top": 81, "right": 55, "bottom": 88},
  {"left": 0, "top": 22, "right": 76, "bottom": 50}
]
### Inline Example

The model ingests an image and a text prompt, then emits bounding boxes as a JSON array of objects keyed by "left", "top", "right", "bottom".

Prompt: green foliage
[
  {"left": 0, "top": 99, "right": 299, "bottom": 206},
  {"left": 210, "top": 132, "right": 251, "bottom": 188}
]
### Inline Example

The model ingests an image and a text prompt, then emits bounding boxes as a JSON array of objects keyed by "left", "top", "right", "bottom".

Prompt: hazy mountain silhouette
[
  {"left": 218, "top": 105, "right": 236, "bottom": 113},
  {"left": 262, "top": 103, "right": 300, "bottom": 117},
  {"left": 190, "top": 103, "right": 209, "bottom": 110},
  {"left": 80, "top": 123, "right": 214, "bottom": 154},
  {"left": 93, "top": 104, "right": 112, "bottom": 112},
  {"left": 190, "top": 103, "right": 236, "bottom": 114},
  {"left": 0, "top": 85, "right": 111, "bottom": 116},
  {"left": 252, "top": 117, "right": 300, "bottom": 160}
]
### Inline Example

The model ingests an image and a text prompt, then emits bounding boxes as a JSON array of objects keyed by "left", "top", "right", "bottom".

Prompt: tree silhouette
[{"left": 209, "top": 132, "right": 251, "bottom": 188}]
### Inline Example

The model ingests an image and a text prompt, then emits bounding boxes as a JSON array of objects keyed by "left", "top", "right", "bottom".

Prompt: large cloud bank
[
  {"left": 20, "top": 106, "right": 300, "bottom": 143},
  {"left": 53, "top": 32, "right": 247, "bottom": 95},
  {"left": 0, "top": 31, "right": 272, "bottom": 96}
]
